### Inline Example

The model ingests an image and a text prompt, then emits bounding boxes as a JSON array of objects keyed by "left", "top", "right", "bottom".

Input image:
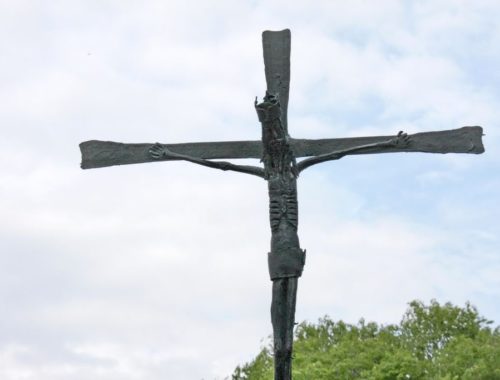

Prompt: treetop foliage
[{"left": 232, "top": 300, "right": 500, "bottom": 380}]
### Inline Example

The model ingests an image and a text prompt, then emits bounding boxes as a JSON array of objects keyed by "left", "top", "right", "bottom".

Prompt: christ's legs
[
  {"left": 271, "top": 277, "right": 298, "bottom": 380},
  {"left": 267, "top": 176, "right": 303, "bottom": 379}
]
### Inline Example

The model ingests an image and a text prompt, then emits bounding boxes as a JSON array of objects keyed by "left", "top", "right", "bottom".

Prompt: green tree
[
  {"left": 435, "top": 329, "right": 500, "bottom": 379},
  {"left": 399, "top": 300, "right": 491, "bottom": 360},
  {"left": 232, "top": 347, "right": 273, "bottom": 380},
  {"left": 232, "top": 300, "right": 500, "bottom": 380}
]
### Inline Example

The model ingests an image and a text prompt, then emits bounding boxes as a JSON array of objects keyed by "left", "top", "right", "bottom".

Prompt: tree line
[{"left": 232, "top": 300, "right": 500, "bottom": 379}]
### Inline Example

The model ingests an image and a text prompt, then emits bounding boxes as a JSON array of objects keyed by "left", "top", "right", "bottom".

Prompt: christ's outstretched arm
[
  {"left": 149, "top": 143, "right": 266, "bottom": 178},
  {"left": 297, "top": 131, "right": 410, "bottom": 173}
]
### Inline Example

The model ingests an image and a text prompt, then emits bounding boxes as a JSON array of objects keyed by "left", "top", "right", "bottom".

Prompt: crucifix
[{"left": 80, "top": 29, "right": 484, "bottom": 379}]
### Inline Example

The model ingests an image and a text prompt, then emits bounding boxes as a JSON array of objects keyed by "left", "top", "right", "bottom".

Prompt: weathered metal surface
[
  {"left": 79, "top": 139, "right": 261, "bottom": 169},
  {"left": 293, "top": 126, "right": 484, "bottom": 157},
  {"left": 80, "top": 127, "right": 483, "bottom": 169},
  {"left": 263, "top": 29, "right": 291, "bottom": 132},
  {"left": 271, "top": 277, "right": 298, "bottom": 380},
  {"left": 255, "top": 91, "right": 303, "bottom": 380}
]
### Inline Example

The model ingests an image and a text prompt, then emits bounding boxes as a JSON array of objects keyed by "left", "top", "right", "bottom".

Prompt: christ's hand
[
  {"left": 149, "top": 143, "right": 170, "bottom": 159},
  {"left": 389, "top": 131, "right": 411, "bottom": 147}
]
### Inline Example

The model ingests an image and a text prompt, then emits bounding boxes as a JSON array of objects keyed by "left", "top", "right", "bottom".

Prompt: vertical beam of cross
[
  {"left": 262, "top": 29, "right": 291, "bottom": 132},
  {"left": 257, "top": 29, "right": 302, "bottom": 380}
]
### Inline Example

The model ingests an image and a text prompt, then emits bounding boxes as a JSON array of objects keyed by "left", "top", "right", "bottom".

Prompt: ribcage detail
[{"left": 269, "top": 190, "right": 298, "bottom": 232}]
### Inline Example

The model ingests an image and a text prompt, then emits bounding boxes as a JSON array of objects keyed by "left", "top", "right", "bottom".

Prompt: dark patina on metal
[{"left": 80, "top": 29, "right": 485, "bottom": 380}]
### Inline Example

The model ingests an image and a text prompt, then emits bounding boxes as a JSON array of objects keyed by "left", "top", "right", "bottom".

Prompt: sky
[{"left": 1, "top": 1, "right": 499, "bottom": 379}]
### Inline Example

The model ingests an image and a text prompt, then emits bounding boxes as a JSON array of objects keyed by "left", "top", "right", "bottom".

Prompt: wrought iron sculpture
[{"left": 80, "top": 29, "right": 484, "bottom": 380}]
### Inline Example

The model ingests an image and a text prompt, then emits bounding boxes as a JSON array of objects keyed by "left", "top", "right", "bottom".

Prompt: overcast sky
[{"left": 1, "top": 1, "right": 499, "bottom": 379}]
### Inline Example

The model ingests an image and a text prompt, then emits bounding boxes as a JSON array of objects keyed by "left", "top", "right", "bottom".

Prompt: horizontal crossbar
[{"left": 80, "top": 126, "right": 484, "bottom": 169}]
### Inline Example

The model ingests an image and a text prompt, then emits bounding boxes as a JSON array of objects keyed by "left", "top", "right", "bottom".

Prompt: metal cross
[{"left": 79, "top": 29, "right": 484, "bottom": 380}]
